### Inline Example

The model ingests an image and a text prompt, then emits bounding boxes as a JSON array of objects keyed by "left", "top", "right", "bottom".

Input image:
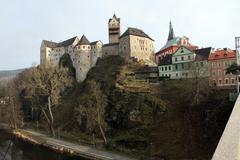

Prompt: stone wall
[
  {"left": 102, "top": 44, "right": 119, "bottom": 57},
  {"left": 119, "top": 35, "right": 155, "bottom": 63}
]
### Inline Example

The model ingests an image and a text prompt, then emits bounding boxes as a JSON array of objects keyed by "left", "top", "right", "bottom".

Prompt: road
[{"left": 15, "top": 129, "right": 137, "bottom": 160}]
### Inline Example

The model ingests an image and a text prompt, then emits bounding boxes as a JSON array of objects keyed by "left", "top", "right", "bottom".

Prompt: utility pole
[{"left": 235, "top": 37, "right": 240, "bottom": 94}]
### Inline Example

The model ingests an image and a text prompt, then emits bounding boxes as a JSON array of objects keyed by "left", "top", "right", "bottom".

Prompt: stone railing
[{"left": 212, "top": 94, "right": 240, "bottom": 160}]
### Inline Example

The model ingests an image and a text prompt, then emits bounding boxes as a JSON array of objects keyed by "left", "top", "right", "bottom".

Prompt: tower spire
[{"left": 167, "top": 21, "right": 175, "bottom": 41}]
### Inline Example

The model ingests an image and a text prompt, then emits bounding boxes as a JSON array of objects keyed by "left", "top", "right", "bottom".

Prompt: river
[{"left": 0, "top": 131, "right": 86, "bottom": 160}]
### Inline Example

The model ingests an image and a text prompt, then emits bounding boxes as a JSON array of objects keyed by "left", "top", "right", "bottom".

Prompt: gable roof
[
  {"left": 208, "top": 48, "right": 236, "bottom": 60},
  {"left": 109, "top": 14, "right": 120, "bottom": 23},
  {"left": 42, "top": 40, "right": 58, "bottom": 48},
  {"left": 120, "top": 27, "right": 154, "bottom": 41},
  {"left": 90, "top": 40, "right": 103, "bottom": 46},
  {"left": 57, "top": 36, "right": 78, "bottom": 47},
  {"left": 90, "top": 41, "right": 99, "bottom": 45},
  {"left": 195, "top": 47, "right": 212, "bottom": 61},
  {"left": 173, "top": 45, "right": 194, "bottom": 56},
  {"left": 78, "top": 35, "right": 90, "bottom": 45},
  {"left": 159, "top": 54, "right": 172, "bottom": 65}
]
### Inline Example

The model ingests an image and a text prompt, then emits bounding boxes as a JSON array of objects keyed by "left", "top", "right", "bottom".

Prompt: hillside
[
  {"left": 22, "top": 56, "right": 234, "bottom": 159},
  {"left": 74, "top": 57, "right": 233, "bottom": 159}
]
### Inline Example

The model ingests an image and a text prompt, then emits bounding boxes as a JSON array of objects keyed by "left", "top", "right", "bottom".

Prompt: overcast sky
[{"left": 0, "top": 0, "right": 239, "bottom": 70}]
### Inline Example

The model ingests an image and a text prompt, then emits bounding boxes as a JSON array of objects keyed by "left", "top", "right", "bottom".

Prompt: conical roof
[{"left": 78, "top": 35, "right": 90, "bottom": 45}]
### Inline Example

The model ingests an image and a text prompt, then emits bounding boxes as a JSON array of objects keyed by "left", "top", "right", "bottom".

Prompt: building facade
[
  {"left": 155, "top": 21, "right": 198, "bottom": 64},
  {"left": 103, "top": 15, "right": 156, "bottom": 66},
  {"left": 158, "top": 54, "right": 173, "bottom": 78},
  {"left": 108, "top": 14, "right": 120, "bottom": 44},
  {"left": 40, "top": 35, "right": 103, "bottom": 82},
  {"left": 194, "top": 47, "right": 212, "bottom": 78},
  {"left": 119, "top": 28, "right": 155, "bottom": 64},
  {"left": 171, "top": 46, "right": 196, "bottom": 79},
  {"left": 208, "top": 48, "right": 237, "bottom": 87},
  {"left": 40, "top": 14, "right": 157, "bottom": 82}
]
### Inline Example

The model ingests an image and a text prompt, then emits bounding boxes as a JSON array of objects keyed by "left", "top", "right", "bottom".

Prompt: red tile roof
[{"left": 208, "top": 49, "right": 236, "bottom": 60}]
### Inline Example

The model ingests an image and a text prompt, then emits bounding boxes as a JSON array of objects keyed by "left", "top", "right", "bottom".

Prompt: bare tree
[
  {"left": 0, "top": 78, "right": 24, "bottom": 128},
  {"left": 22, "top": 65, "right": 75, "bottom": 136},
  {"left": 188, "top": 61, "right": 210, "bottom": 105},
  {"left": 76, "top": 80, "right": 108, "bottom": 144}
]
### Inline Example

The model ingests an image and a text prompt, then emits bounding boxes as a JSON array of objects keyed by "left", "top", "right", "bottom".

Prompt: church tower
[
  {"left": 167, "top": 21, "right": 175, "bottom": 41},
  {"left": 108, "top": 14, "right": 120, "bottom": 44}
]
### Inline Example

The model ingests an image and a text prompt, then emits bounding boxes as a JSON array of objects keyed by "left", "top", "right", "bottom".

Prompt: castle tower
[
  {"left": 75, "top": 35, "right": 91, "bottom": 82},
  {"left": 108, "top": 14, "right": 120, "bottom": 44},
  {"left": 167, "top": 21, "right": 175, "bottom": 41}
]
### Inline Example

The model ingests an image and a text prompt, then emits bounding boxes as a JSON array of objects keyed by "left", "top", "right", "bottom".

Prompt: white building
[
  {"left": 103, "top": 15, "right": 156, "bottom": 66},
  {"left": 40, "top": 35, "right": 103, "bottom": 82},
  {"left": 40, "top": 14, "right": 156, "bottom": 82}
]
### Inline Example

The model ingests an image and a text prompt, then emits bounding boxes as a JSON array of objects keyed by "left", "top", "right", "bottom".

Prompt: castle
[{"left": 40, "top": 14, "right": 156, "bottom": 82}]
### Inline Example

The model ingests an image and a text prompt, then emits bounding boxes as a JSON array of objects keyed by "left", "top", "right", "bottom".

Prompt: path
[{"left": 13, "top": 129, "right": 137, "bottom": 160}]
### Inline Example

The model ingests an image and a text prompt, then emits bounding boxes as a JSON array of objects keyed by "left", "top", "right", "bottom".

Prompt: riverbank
[{"left": 0, "top": 125, "right": 136, "bottom": 160}]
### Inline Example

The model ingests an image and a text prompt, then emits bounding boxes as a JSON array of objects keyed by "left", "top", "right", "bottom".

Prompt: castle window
[
  {"left": 213, "top": 80, "right": 216, "bottom": 86},
  {"left": 218, "top": 70, "right": 221, "bottom": 76},
  {"left": 175, "top": 58, "right": 177, "bottom": 62},
  {"left": 181, "top": 57, "right": 184, "bottom": 61},
  {"left": 232, "top": 79, "right": 235, "bottom": 84},
  {"left": 83, "top": 46, "right": 85, "bottom": 49},
  {"left": 219, "top": 79, "right": 222, "bottom": 84},
  {"left": 225, "top": 79, "right": 229, "bottom": 84},
  {"left": 188, "top": 55, "right": 190, "bottom": 60}
]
